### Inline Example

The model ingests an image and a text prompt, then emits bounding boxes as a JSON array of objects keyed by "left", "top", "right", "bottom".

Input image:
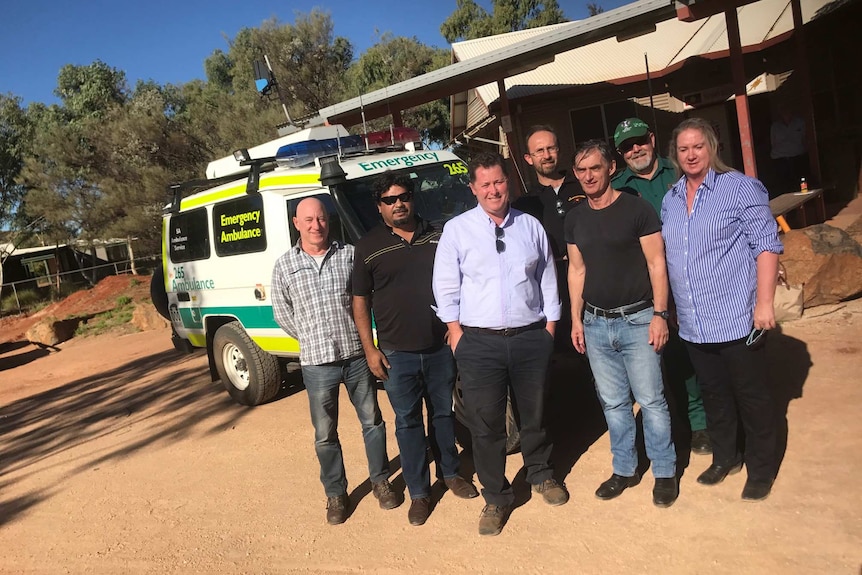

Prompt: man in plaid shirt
[{"left": 271, "top": 196, "right": 399, "bottom": 525}]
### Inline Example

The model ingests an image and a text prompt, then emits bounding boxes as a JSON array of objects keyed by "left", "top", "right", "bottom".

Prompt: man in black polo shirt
[
  {"left": 352, "top": 172, "right": 478, "bottom": 527},
  {"left": 514, "top": 125, "right": 586, "bottom": 352}
]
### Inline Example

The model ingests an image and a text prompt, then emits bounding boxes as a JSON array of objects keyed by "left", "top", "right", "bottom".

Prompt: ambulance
[{"left": 154, "top": 124, "right": 476, "bottom": 406}]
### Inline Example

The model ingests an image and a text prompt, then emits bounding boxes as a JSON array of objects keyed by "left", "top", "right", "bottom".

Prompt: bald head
[{"left": 293, "top": 197, "right": 330, "bottom": 254}]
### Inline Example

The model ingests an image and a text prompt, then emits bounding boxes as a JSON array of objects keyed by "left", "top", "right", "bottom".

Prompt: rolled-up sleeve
[
  {"left": 738, "top": 177, "right": 784, "bottom": 257},
  {"left": 432, "top": 225, "right": 462, "bottom": 324}
]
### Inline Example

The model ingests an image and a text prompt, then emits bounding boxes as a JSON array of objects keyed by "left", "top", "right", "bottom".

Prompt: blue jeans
[
  {"left": 301, "top": 356, "right": 390, "bottom": 497},
  {"left": 583, "top": 306, "right": 676, "bottom": 479},
  {"left": 381, "top": 345, "right": 459, "bottom": 500}
]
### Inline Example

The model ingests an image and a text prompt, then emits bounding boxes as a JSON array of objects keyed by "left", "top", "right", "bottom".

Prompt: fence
[{"left": 0, "top": 254, "right": 161, "bottom": 315}]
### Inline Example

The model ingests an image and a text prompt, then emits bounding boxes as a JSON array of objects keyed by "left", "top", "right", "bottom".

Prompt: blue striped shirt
[
  {"left": 661, "top": 169, "right": 783, "bottom": 344},
  {"left": 433, "top": 205, "right": 561, "bottom": 329}
]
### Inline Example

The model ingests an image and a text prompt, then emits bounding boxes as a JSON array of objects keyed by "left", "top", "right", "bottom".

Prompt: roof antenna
[
  {"left": 254, "top": 56, "right": 298, "bottom": 131},
  {"left": 359, "top": 92, "right": 370, "bottom": 151}
]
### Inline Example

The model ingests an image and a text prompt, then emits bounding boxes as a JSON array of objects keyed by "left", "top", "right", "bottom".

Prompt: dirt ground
[{"left": 1, "top": 285, "right": 861, "bottom": 574}]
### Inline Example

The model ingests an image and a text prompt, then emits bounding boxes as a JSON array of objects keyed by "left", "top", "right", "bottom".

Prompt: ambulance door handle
[{"left": 177, "top": 292, "right": 191, "bottom": 302}]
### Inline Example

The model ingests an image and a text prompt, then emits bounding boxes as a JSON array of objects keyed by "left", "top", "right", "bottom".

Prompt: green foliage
[
  {"left": 0, "top": 288, "right": 41, "bottom": 311},
  {"left": 587, "top": 3, "right": 605, "bottom": 16},
  {"left": 0, "top": 94, "right": 33, "bottom": 230},
  {"left": 441, "top": 0, "right": 567, "bottom": 43},
  {"left": 116, "top": 295, "right": 132, "bottom": 306},
  {"left": 74, "top": 304, "right": 136, "bottom": 337},
  {"left": 348, "top": 35, "right": 451, "bottom": 146}
]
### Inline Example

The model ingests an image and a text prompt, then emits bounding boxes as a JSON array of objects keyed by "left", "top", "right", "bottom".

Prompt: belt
[
  {"left": 584, "top": 300, "right": 652, "bottom": 319},
  {"left": 462, "top": 319, "right": 546, "bottom": 337}
]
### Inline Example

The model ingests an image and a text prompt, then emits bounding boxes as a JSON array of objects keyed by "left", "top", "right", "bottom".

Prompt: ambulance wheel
[
  {"left": 452, "top": 375, "right": 521, "bottom": 455},
  {"left": 213, "top": 321, "right": 281, "bottom": 406},
  {"left": 150, "top": 265, "right": 170, "bottom": 320}
]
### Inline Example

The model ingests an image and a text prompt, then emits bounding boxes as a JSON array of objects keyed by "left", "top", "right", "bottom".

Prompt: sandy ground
[{"left": 1, "top": 295, "right": 860, "bottom": 575}]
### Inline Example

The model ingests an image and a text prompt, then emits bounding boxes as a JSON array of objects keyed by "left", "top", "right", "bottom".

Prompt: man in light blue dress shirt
[{"left": 432, "top": 152, "right": 567, "bottom": 536}]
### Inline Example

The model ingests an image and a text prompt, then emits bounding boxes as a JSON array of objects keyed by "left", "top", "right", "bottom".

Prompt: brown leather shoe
[
  {"left": 372, "top": 479, "right": 402, "bottom": 510},
  {"left": 407, "top": 497, "right": 432, "bottom": 526},
  {"left": 326, "top": 494, "right": 349, "bottom": 525},
  {"left": 532, "top": 478, "right": 569, "bottom": 506},
  {"left": 444, "top": 475, "right": 479, "bottom": 499},
  {"left": 478, "top": 504, "right": 511, "bottom": 536}
]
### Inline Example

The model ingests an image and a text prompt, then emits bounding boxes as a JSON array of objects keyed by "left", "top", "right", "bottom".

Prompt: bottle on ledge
[{"left": 800, "top": 177, "right": 809, "bottom": 193}]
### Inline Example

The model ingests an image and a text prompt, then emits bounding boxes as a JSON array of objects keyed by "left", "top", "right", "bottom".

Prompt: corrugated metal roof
[{"left": 453, "top": 0, "right": 829, "bottom": 106}]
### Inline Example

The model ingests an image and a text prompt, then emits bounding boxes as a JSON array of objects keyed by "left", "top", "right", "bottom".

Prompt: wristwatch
[{"left": 653, "top": 310, "right": 670, "bottom": 320}]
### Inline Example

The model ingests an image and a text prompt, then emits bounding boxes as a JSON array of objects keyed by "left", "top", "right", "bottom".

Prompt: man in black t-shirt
[
  {"left": 564, "top": 139, "right": 678, "bottom": 508},
  {"left": 352, "top": 172, "right": 478, "bottom": 527}
]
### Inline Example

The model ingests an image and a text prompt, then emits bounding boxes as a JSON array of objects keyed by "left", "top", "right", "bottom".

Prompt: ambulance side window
[
  {"left": 169, "top": 208, "right": 210, "bottom": 263},
  {"left": 287, "top": 194, "right": 347, "bottom": 246},
  {"left": 212, "top": 195, "right": 267, "bottom": 257}
]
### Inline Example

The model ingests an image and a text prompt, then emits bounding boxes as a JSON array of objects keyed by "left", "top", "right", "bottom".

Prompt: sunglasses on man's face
[
  {"left": 378, "top": 191, "right": 413, "bottom": 205},
  {"left": 619, "top": 135, "right": 651, "bottom": 154}
]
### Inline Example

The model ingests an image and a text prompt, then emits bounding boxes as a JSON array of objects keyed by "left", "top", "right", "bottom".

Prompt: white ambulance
[{"left": 154, "top": 124, "right": 476, "bottom": 406}]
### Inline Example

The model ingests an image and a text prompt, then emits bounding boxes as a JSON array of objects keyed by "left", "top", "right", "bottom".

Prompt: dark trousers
[
  {"left": 454, "top": 327, "right": 555, "bottom": 507},
  {"left": 684, "top": 337, "right": 777, "bottom": 482}
]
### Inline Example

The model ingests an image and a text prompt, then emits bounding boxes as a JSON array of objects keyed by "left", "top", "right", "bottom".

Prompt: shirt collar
[
  {"left": 293, "top": 238, "right": 341, "bottom": 255},
  {"left": 670, "top": 168, "right": 718, "bottom": 198}
]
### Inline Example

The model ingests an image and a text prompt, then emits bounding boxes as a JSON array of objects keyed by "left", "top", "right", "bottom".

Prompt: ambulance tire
[
  {"left": 150, "top": 265, "right": 170, "bottom": 320},
  {"left": 452, "top": 375, "right": 521, "bottom": 455},
  {"left": 213, "top": 321, "right": 281, "bottom": 406}
]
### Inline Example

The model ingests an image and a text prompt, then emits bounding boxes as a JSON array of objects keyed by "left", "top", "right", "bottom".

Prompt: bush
[
  {"left": 1, "top": 289, "right": 42, "bottom": 312},
  {"left": 116, "top": 295, "right": 133, "bottom": 307}
]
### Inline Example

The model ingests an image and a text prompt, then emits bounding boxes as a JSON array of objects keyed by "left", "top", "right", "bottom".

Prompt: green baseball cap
[{"left": 614, "top": 118, "right": 650, "bottom": 148}]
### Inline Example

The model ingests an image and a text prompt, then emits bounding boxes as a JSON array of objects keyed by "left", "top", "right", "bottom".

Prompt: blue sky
[{"left": 1, "top": 0, "right": 629, "bottom": 107}]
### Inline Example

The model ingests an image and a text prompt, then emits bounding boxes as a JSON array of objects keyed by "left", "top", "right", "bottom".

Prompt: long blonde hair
[{"left": 668, "top": 117, "right": 734, "bottom": 177}]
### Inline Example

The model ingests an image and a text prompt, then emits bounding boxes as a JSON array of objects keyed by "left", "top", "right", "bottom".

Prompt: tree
[
  {"left": 55, "top": 60, "right": 128, "bottom": 119},
  {"left": 0, "top": 94, "right": 31, "bottom": 231},
  {"left": 441, "top": 0, "right": 567, "bottom": 43},
  {"left": 348, "top": 35, "right": 451, "bottom": 146},
  {"left": 587, "top": 3, "right": 605, "bottom": 16}
]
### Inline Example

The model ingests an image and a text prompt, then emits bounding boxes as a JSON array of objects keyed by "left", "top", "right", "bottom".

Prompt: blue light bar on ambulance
[{"left": 275, "top": 135, "right": 365, "bottom": 167}]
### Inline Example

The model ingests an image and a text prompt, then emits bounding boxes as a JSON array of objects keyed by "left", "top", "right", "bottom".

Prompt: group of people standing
[{"left": 270, "top": 114, "right": 783, "bottom": 537}]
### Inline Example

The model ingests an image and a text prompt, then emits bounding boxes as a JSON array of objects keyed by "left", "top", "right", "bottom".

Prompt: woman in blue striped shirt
[{"left": 661, "top": 118, "right": 783, "bottom": 502}]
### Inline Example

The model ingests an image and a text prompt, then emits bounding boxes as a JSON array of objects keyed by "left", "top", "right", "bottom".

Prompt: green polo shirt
[{"left": 612, "top": 156, "right": 679, "bottom": 215}]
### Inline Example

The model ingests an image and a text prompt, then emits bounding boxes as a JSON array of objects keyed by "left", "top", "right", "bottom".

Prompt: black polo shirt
[
  {"left": 352, "top": 218, "right": 447, "bottom": 352},
  {"left": 513, "top": 171, "right": 586, "bottom": 259}
]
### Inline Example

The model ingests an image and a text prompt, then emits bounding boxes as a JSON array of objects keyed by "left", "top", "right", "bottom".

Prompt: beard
[
  {"left": 627, "top": 150, "right": 655, "bottom": 174},
  {"left": 391, "top": 210, "right": 411, "bottom": 226},
  {"left": 533, "top": 159, "right": 559, "bottom": 178}
]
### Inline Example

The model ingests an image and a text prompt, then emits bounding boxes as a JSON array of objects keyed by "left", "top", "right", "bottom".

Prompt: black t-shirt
[
  {"left": 352, "top": 218, "right": 447, "bottom": 351},
  {"left": 513, "top": 171, "right": 586, "bottom": 259},
  {"left": 564, "top": 191, "right": 661, "bottom": 309}
]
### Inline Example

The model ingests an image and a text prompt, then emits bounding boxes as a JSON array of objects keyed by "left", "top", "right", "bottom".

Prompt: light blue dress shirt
[
  {"left": 433, "top": 205, "right": 561, "bottom": 329},
  {"left": 661, "top": 169, "right": 783, "bottom": 344}
]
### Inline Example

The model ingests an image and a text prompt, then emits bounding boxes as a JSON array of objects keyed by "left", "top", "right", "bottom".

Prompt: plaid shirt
[{"left": 271, "top": 240, "right": 363, "bottom": 366}]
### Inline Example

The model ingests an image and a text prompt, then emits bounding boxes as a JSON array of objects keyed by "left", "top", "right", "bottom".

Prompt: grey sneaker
[
  {"left": 372, "top": 479, "right": 402, "bottom": 510},
  {"left": 326, "top": 494, "right": 349, "bottom": 525},
  {"left": 532, "top": 478, "right": 570, "bottom": 506},
  {"left": 478, "top": 504, "right": 511, "bottom": 536}
]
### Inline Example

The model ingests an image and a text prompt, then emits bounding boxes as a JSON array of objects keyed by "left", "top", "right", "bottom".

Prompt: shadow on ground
[{"left": 0, "top": 346, "right": 303, "bottom": 528}]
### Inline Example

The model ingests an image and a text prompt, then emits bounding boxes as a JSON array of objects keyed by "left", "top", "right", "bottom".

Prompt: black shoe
[
  {"left": 478, "top": 504, "right": 511, "bottom": 536},
  {"left": 326, "top": 493, "right": 349, "bottom": 525},
  {"left": 741, "top": 479, "right": 773, "bottom": 501},
  {"left": 653, "top": 477, "right": 679, "bottom": 508},
  {"left": 444, "top": 475, "right": 479, "bottom": 499},
  {"left": 690, "top": 429, "right": 712, "bottom": 455},
  {"left": 372, "top": 479, "right": 402, "bottom": 510},
  {"left": 595, "top": 473, "right": 641, "bottom": 500},
  {"left": 697, "top": 462, "right": 743, "bottom": 486},
  {"left": 408, "top": 497, "right": 432, "bottom": 526}
]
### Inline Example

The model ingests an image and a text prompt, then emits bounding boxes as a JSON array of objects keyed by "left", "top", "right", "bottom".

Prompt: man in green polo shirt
[{"left": 611, "top": 118, "right": 711, "bottom": 456}]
